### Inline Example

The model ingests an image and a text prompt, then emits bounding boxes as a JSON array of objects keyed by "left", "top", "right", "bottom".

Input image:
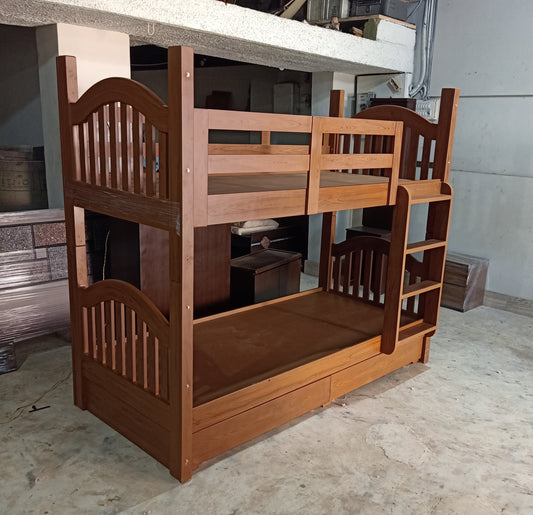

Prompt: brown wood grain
[
  {"left": 192, "top": 378, "right": 330, "bottom": 467},
  {"left": 70, "top": 77, "right": 168, "bottom": 130}
]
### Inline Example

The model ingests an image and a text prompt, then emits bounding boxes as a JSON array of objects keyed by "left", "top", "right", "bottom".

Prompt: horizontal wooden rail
[
  {"left": 317, "top": 117, "right": 403, "bottom": 136},
  {"left": 208, "top": 144, "right": 309, "bottom": 156},
  {"left": 65, "top": 181, "right": 180, "bottom": 231},
  {"left": 208, "top": 154, "right": 310, "bottom": 175},
  {"left": 321, "top": 153, "right": 393, "bottom": 171},
  {"left": 205, "top": 109, "right": 312, "bottom": 133}
]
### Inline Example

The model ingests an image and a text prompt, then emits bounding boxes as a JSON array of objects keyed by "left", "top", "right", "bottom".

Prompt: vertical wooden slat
[
  {"left": 114, "top": 301, "right": 124, "bottom": 375},
  {"left": 373, "top": 252, "right": 383, "bottom": 303},
  {"left": 420, "top": 136, "right": 432, "bottom": 180},
  {"left": 109, "top": 102, "right": 120, "bottom": 188},
  {"left": 362, "top": 134, "right": 373, "bottom": 175},
  {"left": 406, "top": 129, "right": 419, "bottom": 180},
  {"left": 132, "top": 109, "right": 142, "bottom": 193},
  {"left": 97, "top": 106, "right": 107, "bottom": 187},
  {"left": 154, "top": 338, "right": 160, "bottom": 396},
  {"left": 388, "top": 122, "right": 403, "bottom": 205},
  {"left": 71, "top": 126, "right": 82, "bottom": 181},
  {"left": 352, "top": 250, "right": 362, "bottom": 298},
  {"left": 81, "top": 307, "right": 89, "bottom": 354},
  {"left": 363, "top": 250, "right": 373, "bottom": 301},
  {"left": 261, "top": 131, "right": 271, "bottom": 145},
  {"left": 373, "top": 135, "right": 384, "bottom": 176},
  {"left": 78, "top": 124, "right": 87, "bottom": 182},
  {"left": 124, "top": 307, "right": 134, "bottom": 380},
  {"left": 158, "top": 344, "right": 169, "bottom": 402},
  {"left": 88, "top": 306, "right": 96, "bottom": 359},
  {"left": 135, "top": 314, "right": 144, "bottom": 385},
  {"left": 104, "top": 300, "right": 114, "bottom": 368},
  {"left": 120, "top": 103, "right": 130, "bottom": 191},
  {"left": 146, "top": 330, "right": 156, "bottom": 394},
  {"left": 332, "top": 256, "right": 341, "bottom": 293},
  {"left": 158, "top": 132, "right": 168, "bottom": 199},
  {"left": 307, "top": 117, "right": 323, "bottom": 214},
  {"left": 342, "top": 133, "right": 351, "bottom": 173},
  {"left": 145, "top": 121, "right": 155, "bottom": 196},
  {"left": 193, "top": 110, "right": 209, "bottom": 226},
  {"left": 95, "top": 302, "right": 104, "bottom": 364},
  {"left": 342, "top": 251, "right": 352, "bottom": 295},
  {"left": 88, "top": 113, "right": 97, "bottom": 185},
  {"left": 318, "top": 211, "right": 336, "bottom": 291}
]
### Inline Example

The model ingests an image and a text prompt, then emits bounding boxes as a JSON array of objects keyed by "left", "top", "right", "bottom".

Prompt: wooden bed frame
[{"left": 56, "top": 46, "right": 459, "bottom": 482}]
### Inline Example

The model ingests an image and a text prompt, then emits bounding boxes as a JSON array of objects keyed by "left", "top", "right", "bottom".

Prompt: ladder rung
[
  {"left": 406, "top": 239, "right": 446, "bottom": 254},
  {"left": 402, "top": 280, "right": 441, "bottom": 299},
  {"left": 399, "top": 322, "right": 436, "bottom": 342},
  {"left": 410, "top": 193, "right": 452, "bottom": 205}
]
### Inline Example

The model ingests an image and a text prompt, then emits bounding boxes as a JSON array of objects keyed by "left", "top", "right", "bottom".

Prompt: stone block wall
[{"left": 0, "top": 209, "right": 67, "bottom": 290}]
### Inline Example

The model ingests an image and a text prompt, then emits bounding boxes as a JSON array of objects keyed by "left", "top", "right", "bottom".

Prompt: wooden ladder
[{"left": 382, "top": 181, "right": 453, "bottom": 354}]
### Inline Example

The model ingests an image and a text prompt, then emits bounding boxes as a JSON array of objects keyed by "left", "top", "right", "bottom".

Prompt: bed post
[
  {"left": 433, "top": 88, "right": 460, "bottom": 182},
  {"left": 318, "top": 90, "right": 344, "bottom": 290},
  {"left": 167, "top": 46, "right": 195, "bottom": 482},
  {"left": 56, "top": 55, "right": 88, "bottom": 409}
]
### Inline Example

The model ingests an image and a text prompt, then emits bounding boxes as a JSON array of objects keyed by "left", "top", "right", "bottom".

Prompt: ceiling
[{"left": 0, "top": 0, "right": 415, "bottom": 74}]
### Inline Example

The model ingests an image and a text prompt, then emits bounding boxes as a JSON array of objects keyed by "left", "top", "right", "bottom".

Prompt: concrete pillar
[
  {"left": 36, "top": 24, "right": 130, "bottom": 208},
  {"left": 306, "top": 71, "right": 356, "bottom": 274}
]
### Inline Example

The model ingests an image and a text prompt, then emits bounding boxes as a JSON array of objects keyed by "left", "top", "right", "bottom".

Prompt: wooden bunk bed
[{"left": 56, "top": 47, "right": 459, "bottom": 482}]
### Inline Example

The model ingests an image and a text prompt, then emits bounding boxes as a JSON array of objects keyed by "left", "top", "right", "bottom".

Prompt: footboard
[
  {"left": 77, "top": 280, "right": 172, "bottom": 466},
  {"left": 329, "top": 235, "right": 426, "bottom": 319}
]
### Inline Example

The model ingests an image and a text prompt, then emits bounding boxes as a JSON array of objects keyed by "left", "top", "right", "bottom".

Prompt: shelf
[
  {"left": 402, "top": 280, "right": 441, "bottom": 299},
  {"left": 405, "top": 239, "right": 446, "bottom": 254},
  {"left": 309, "top": 14, "right": 415, "bottom": 30}
]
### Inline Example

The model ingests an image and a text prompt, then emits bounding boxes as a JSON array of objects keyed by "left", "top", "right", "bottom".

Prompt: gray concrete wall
[
  {"left": 429, "top": 0, "right": 533, "bottom": 300},
  {"left": 0, "top": 25, "right": 43, "bottom": 146}
]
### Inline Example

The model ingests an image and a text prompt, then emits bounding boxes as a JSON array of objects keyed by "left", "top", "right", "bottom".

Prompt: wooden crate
[{"left": 441, "top": 252, "right": 488, "bottom": 312}]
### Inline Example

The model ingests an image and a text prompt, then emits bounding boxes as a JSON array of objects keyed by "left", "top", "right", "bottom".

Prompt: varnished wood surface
[
  {"left": 83, "top": 360, "right": 170, "bottom": 467},
  {"left": 208, "top": 171, "right": 388, "bottom": 194},
  {"left": 193, "top": 291, "right": 416, "bottom": 406},
  {"left": 192, "top": 333, "right": 425, "bottom": 469},
  {"left": 70, "top": 77, "right": 168, "bottom": 130},
  {"left": 56, "top": 46, "right": 457, "bottom": 483},
  {"left": 193, "top": 378, "right": 331, "bottom": 467}
]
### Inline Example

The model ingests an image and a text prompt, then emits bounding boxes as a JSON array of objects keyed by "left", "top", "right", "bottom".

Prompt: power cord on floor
[{"left": 0, "top": 370, "right": 72, "bottom": 425}]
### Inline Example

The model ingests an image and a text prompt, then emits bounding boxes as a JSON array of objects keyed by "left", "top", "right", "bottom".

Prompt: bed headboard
[
  {"left": 353, "top": 89, "right": 460, "bottom": 182},
  {"left": 329, "top": 236, "right": 424, "bottom": 316}
]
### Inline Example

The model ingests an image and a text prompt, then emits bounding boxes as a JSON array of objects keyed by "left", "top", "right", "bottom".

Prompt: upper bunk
[{"left": 57, "top": 46, "right": 459, "bottom": 232}]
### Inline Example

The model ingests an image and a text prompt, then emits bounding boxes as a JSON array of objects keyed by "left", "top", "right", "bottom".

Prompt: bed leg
[{"left": 420, "top": 335, "right": 432, "bottom": 363}]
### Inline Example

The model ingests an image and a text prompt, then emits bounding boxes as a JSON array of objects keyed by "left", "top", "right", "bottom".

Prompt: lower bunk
[{"left": 76, "top": 282, "right": 434, "bottom": 479}]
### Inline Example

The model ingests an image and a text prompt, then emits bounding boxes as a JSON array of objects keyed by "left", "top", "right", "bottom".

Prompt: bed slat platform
[{"left": 56, "top": 46, "right": 459, "bottom": 482}]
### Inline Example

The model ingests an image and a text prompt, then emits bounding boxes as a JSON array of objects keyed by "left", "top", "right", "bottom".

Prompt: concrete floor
[{"left": 1, "top": 305, "right": 532, "bottom": 514}]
